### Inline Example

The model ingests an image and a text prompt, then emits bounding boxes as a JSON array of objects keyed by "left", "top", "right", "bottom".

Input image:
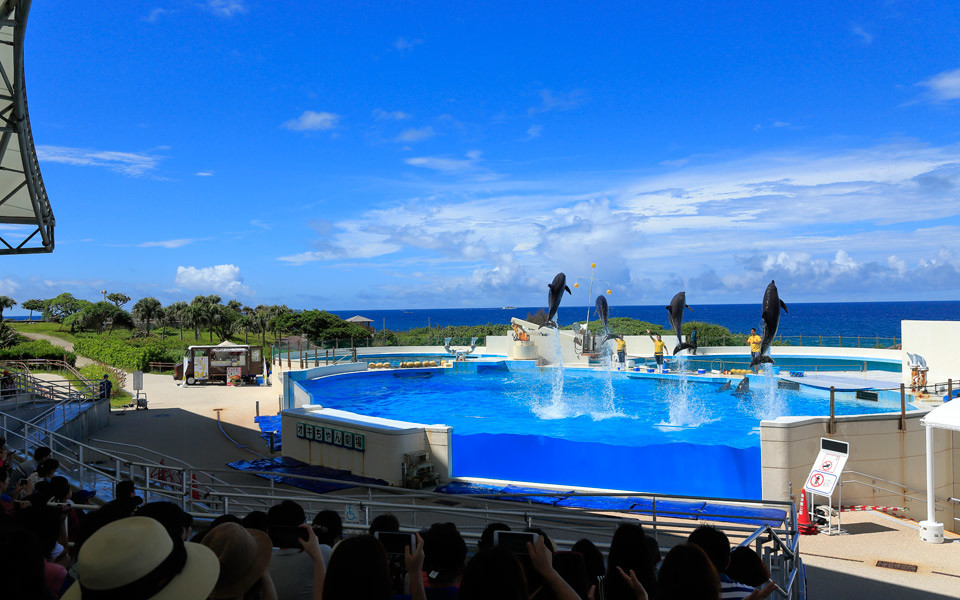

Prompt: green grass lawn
[
  {"left": 30, "top": 366, "right": 132, "bottom": 408},
  {"left": 11, "top": 322, "right": 280, "bottom": 350}
]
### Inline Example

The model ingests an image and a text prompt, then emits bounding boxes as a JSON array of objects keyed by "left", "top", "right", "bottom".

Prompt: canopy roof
[
  {"left": 345, "top": 315, "right": 373, "bottom": 323},
  {"left": 0, "top": 0, "right": 54, "bottom": 254},
  {"left": 920, "top": 400, "right": 960, "bottom": 433}
]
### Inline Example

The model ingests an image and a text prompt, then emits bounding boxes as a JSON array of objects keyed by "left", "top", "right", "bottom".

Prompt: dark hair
[
  {"left": 553, "top": 551, "right": 591, "bottom": 600},
  {"left": 645, "top": 535, "right": 661, "bottom": 565},
  {"left": 687, "top": 525, "right": 731, "bottom": 574},
  {"left": 137, "top": 501, "right": 194, "bottom": 542},
  {"left": 16, "top": 506, "right": 62, "bottom": 556},
  {"left": 33, "top": 446, "right": 52, "bottom": 461},
  {"left": 115, "top": 479, "right": 136, "bottom": 498},
  {"left": 323, "top": 535, "right": 392, "bottom": 600},
  {"left": 657, "top": 544, "right": 720, "bottom": 600},
  {"left": 604, "top": 523, "right": 657, "bottom": 600},
  {"left": 312, "top": 510, "right": 342, "bottom": 546},
  {"left": 241, "top": 510, "right": 269, "bottom": 532},
  {"left": 0, "top": 524, "right": 54, "bottom": 600},
  {"left": 572, "top": 538, "right": 605, "bottom": 583},
  {"left": 478, "top": 522, "right": 511, "bottom": 551},
  {"left": 36, "top": 458, "right": 59, "bottom": 477},
  {"left": 49, "top": 476, "right": 71, "bottom": 502},
  {"left": 525, "top": 527, "right": 555, "bottom": 552},
  {"left": 422, "top": 522, "right": 467, "bottom": 585},
  {"left": 727, "top": 546, "right": 770, "bottom": 587},
  {"left": 458, "top": 547, "right": 528, "bottom": 600},
  {"left": 268, "top": 500, "right": 306, "bottom": 547},
  {"left": 368, "top": 513, "right": 400, "bottom": 535}
]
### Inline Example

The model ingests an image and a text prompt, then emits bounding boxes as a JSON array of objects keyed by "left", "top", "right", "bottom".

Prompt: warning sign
[{"left": 804, "top": 438, "right": 849, "bottom": 497}]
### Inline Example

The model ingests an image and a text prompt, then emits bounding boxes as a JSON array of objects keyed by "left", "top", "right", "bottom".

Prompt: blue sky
[{"left": 5, "top": 1, "right": 960, "bottom": 311}]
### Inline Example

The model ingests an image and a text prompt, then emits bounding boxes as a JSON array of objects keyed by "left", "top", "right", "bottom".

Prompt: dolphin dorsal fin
[
  {"left": 665, "top": 305, "right": 670, "bottom": 311},
  {"left": 780, "top": 299, "right": 788, "bottom": 313}
]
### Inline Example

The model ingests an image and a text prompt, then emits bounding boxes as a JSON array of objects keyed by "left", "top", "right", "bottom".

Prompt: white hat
[{"left": 63, "top": 516, "right": 219, "bottom": 600}]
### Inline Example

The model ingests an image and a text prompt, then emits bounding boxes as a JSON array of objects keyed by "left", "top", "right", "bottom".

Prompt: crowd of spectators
[{"left": 0, "top": 451, "right": 778, "bottom": 600}]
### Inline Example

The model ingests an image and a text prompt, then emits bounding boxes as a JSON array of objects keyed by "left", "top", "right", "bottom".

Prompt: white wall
[
  {"left": 281, "top": 407, "right": 452, "bottom": 486},
  {"left": 901, "top": 320, "right": 960, "bottom": 388}
]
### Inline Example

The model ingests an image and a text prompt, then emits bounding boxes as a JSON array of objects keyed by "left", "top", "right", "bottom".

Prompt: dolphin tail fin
[
  {"left": 538, "top": 320, "right": 558, "bottom": 330},
  {"left": 749, "top": 355, "right": 775, "bottom": 367},
  {"left": 674, "top": 342, "right": 695, "bottom": 355},
  {"left": 564, "top": 285, "right": 572, "bottom": 295},
  {"left": 780, "top": 299, "right": 788, "bottom": 313}
]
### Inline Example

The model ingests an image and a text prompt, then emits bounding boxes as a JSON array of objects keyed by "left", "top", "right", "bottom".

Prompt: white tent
[{"left": 917, "top": 400, "right": 960, "bottom": 543}]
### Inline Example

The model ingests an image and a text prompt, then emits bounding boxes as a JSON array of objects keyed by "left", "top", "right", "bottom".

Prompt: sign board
[
  {"left": 804, "top": 438, "right": 849, "bottom": 497},
  {"left": 226, "top": 366, "right": 242, "bottom": 382},
  {"left": 195, "top": 356, "right": 209, "bottom": 380},
  {"left": 132, "top": 371, "right": 143, "bottom": 391}
]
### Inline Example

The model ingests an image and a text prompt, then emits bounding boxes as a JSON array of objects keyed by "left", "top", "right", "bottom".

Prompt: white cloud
[
  {"left": 143, "top": 8, "right": 170, "bottom": 23},
  {"left": 139, "top": 239, "right": 200, "bottom": 249},
  {"left": 282, "top": 111, "right": 341, "bottom": 132},
  {"left": 195, "top": 171, "right": 214, "bottom": 177},
  {"left": 852, "top": 25, "right": 873, "bottom": 45},
  {"left": 393, "top": 37, "right": 423, "bottom": 53},
  {"left": 916, "top": 67, "right": 960, "bottom": 103},
  {"left": 37, "top": 145, "right": 161, "bottom": 176},
  {"left": 524, "top": 125, "right": 543, "bottom": 141},
  {"left": 405, "top": 150, "right": 483, "bottom": 173},
  {"left": 528, "top": 89, "right": 587, "bottom": 115},
  {"left": 250, "top": 220, "right": 271, "bottom": 230},
  {"left": 396, "top": 126, "right": 435, "bottom": 142},
  {"left": 0, "top": 278, "right": 18, "bottom": 295},
  {"left": 175, "top": 264, "right": 249, "bottom": 295},
  {"left": 659, "top": 158, "right": 689, "bottom": 167},
  {"left": 373, "top": 109, "right": 411, "bottom": 120},
  {"left": 204, "top": 0, "right": 247, "bottom": 17}
]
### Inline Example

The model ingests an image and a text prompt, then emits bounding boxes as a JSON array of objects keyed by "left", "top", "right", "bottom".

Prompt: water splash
[{"left": 751, "top": 364, "right": 785, "bottom": 420}]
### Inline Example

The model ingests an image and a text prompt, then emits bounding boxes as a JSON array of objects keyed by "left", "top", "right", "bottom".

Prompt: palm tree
[
  {"left": 166, "top": 301, "right": 189, "bottom": 341},
  {"left": 0, "top": 296, "right": 16, "bottom": 320},
  {"left": 132, "top": 297, "right": 163, "bottom": 335}
]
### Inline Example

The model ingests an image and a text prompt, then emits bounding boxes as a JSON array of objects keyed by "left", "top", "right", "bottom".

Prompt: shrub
[
  {"left": 0, "top": 340, "right": 76, "bottom": 364},
  {"left": 73, "top": 336, "right": 172, "bottom": 371},
  {"left": 78, "top": 364, "right": 124, "bottom": 399}
]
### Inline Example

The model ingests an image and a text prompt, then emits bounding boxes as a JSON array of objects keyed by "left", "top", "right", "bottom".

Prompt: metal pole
[
  {"left": 900, "top": 384, "right": 906, "bottom": 431},
  {"left": 286, "top": 342, "right": 291, "bottom": 369},
  {"left": 829, "top": 387, "right": 835, "bottom": 434},
  {"left": 256, "top": 400, "right": 259, "bottom": 417},
  {"left": 948, "top": 379, "right": 953, "bottom": 402},
  {"left": 924, "top": 424, "right": 937, "bottom": 525},
  {"left": 298, "top": 339, "right": 303, "bottom": 369}
]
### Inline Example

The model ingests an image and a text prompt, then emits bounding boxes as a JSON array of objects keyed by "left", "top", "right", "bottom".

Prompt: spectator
[
  {"left": 99, "top": 374, "right": 113, "bottom": 400},
  {"left": 654, "top": 543, "right": 720, "bottom": 600},
  {"left": 0, "top": 436, "right": 10, "bottom": 469},
  {"left": 571, "top": 538, "right": 605, "bottom": 592},
  {"left": 137, "top": 501, "right": 194, "bottom": 542},
  {"left": 268, "top": 500, "right": 322, "bottom": 600},
  {"left": 201, "top": 521, "right": 276, "bottom": 600},
  {"left": 369, "top": 512, "right": 400, "bottom": 534},
  {"left": 552, "top": 550, "right": 591, "bottom": 600},
  {"left": 62, "top": 516, "right": 220, "bottom": 600},
  {"left": 312, "top": 509, "right": 342, "bottom": 564},
  {"left": 421, "top": 522, "right": 468, "bottom": 598},
  {"left": 193, "top": 514, "right": 243, "bottom": 543},
  {"left": 644, "top": 535, "right": 661, "bottom": 569},
  {"left": 23, "top": 458, "right": 59, "bottom": 498},
  {"left": 478, "top": 522, "right": 511, "bottom": 551},
  {"left": 457, "top": 547, "right": 527, "bottom": 600},
  {"left": 726, "top": 547, "right": 770, "bottom": 588},
  {"left": 687, "top": 526, "right": 754, "bottom": 600},
  {"left": 324, "top": 534, "right": 425, "bottom": 600},
  {"left": 18, "top": 446, "right": 52, "bottom": 477},
  {"left": 0, "top": 466, "right": 15, "bottom": 516},
  {"left": 604, "top": 524, "right": 657, "bottom": 600},
  {"left": 242, "top": 510, "right": 270, "bottom": 532},
  {"left": 0, "top": 523, "right": 59, "bottom": 600},
  {"left": 115, "top": 479, "right": 137, "bottom": 499}
]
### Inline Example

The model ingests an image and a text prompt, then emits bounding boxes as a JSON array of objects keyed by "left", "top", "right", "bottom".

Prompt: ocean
[{"left": 331, "top": 301, "right": 960, "bottom": 338}]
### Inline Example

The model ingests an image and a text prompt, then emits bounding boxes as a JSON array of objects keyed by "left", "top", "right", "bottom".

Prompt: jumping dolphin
[
  {"left": 540, "top": 272, "right": 572, "bottom": 329},
  {"left": 733, "top": 377, "right": 750, "bottom": 396},
  {"left": 716, "top": 380, "right": 732, "bottom": 393},
  {"left": 595, "top": 295, "right": 617, "bottom": 344},
  {"left": 666, "top": 291, "right": 695, "bottom": 355},
  {"left": 750, "top": 280, "right": 788, "bottom": 368}
]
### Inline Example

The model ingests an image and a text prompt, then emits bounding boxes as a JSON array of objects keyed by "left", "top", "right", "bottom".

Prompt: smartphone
[
  {"left": 375, "top": 531, "right": 415, "bottom": 555},
  {"left": 493, "top": 530, "right": 539, "bottom": 554},
  {"left": 272, "top": 525, "right": 308, "bottom": 548}
]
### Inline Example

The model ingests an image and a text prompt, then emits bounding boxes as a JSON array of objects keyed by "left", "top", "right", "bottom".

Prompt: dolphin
[
  {"left": 733, "top": 377, "right": 750, "bottom": 396},
  {"left": 540, "top": 272, "right": 572, "bottom": 329},
  {"left": 750, "top": 280, "right": 789, "bottom": 368},
  {"left": 595, "top": 295, "right": 617, "bottom": 344},
  {"left": 666, "top": 291, "right": 695, "bottom": 355},
  {"left": 716, "top": 380, "right": 732, "bottom": 393}
]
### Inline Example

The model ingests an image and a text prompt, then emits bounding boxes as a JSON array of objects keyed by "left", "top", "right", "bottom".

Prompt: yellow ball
[
  {"left": 591, "top": 263, "right": 596, "bottom": 268},
  {"left": 606, "top": 289, "right": 611, "bottom": 294},
  {"left": 574, "top": 282, "right": 579, "bottom": 288},
  {"left": 414, "top": 361, "right": 422, "bottom": 367}
]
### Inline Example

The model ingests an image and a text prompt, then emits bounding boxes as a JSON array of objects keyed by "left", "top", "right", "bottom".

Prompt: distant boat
[{"left": 502, "top": 306, "right": 516, "bottom": 310}]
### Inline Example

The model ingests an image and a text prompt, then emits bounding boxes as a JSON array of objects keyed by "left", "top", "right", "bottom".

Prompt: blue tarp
[
  {"left": 228, "top": 456, "right": 388, "bottom": 494},
  {"left": 254, "top": 415, "right": 282, "bottom": 450}
]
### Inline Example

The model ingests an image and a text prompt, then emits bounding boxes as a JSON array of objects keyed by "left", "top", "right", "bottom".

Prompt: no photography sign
[{"left": 804, "top": 438, "right": 849, "bottom": 497}]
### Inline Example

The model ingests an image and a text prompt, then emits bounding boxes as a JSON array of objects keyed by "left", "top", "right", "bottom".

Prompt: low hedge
[
  {"left": 73, "top": 336, "right": 175, "bottom": 371},
  {"left": 0, "top": 340, "right": 76, "bottom": 365}
]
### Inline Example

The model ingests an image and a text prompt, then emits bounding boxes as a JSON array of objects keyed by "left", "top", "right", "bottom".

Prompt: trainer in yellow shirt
[
  {"left": 615, "top": 336, "right": 627, "bottom": 366},
  {"left": 647, "top": 330, "right": 667, "bottom": 372},
  {"left": 748, "top": 327, "right": 763, "bottom": 373}
]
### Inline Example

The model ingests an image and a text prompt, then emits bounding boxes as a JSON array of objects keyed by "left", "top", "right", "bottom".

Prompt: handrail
[{"left": 841, "top": 470, "right": 952, "bottom": 512}]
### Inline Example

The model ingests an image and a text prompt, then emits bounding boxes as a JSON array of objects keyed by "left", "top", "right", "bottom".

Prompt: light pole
[
  {"left": 99, "top": 289, "right": 107, "bottom": 302},
  {"left": 574, "top": 263, "right": 611, "bottom": 330}
]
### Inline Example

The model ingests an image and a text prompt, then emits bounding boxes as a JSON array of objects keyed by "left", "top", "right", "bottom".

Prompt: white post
[{"left": 919, "top": 424, "right": 944, "bottom": 543}]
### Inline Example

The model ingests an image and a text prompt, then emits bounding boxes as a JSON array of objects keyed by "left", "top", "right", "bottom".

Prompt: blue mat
[
  {"left": 228, "top": 457, "right": 388, "bottom": 494},
  {"left": 254, "top": 415, "right": 282, "bottom": 450}
]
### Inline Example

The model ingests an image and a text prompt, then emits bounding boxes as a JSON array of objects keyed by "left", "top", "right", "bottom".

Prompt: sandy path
[{"left": 18, "top": 331, "right": 95, "bottom": 366}]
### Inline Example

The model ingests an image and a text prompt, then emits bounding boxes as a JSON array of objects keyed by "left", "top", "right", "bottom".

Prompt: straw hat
[
  {"left": 63, "top": 516, "right": 219, "bottom": 600},
  {"left": 201, "top": 522, "right": 274, "bottom": 599}
]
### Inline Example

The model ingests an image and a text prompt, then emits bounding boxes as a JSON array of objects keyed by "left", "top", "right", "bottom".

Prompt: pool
[
  {"left": 655, "top": 354, "right": 901, "bottom": 374},
  {"left": 298, "top": 363, "right": 912, "bottom": 499}
]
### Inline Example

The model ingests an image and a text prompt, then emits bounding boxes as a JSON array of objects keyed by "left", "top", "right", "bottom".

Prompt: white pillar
[{"left": 919, "top": 424, "right": 944, "bottom": 543}]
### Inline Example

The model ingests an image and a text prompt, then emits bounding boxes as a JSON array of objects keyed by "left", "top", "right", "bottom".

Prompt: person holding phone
[{"left": 268, "top": 500, "right": 323, "bottom": 600}]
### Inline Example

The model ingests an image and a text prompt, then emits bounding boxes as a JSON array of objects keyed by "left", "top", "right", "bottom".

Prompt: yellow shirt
[
  {"left": 616, "top": 338, "right": 626, "bottom": 352},
  {"left": 748, "top": 334, "right": 762, "bottom": 352},
  {"left": 653, "top": 340, "right": 666, "bottom": 354}
]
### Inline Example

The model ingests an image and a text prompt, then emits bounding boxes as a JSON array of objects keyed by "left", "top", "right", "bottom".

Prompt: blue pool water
[{"left": 298, "top": 366, "right": 910, "bottom": 499}]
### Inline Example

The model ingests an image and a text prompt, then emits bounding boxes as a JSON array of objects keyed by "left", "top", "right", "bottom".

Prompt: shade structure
[{"left": 0, "top": 0, "right": 54, "bottom": 254}]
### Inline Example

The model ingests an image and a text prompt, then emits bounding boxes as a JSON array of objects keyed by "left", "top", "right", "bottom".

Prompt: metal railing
[{"left": 738, "top": 523, "right": 803, "bottom": 598}]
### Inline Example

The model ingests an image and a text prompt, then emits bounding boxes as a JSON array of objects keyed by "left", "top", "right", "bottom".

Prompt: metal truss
[{"left": 0, "top": 0, "right": 53, "bottom": 254}]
